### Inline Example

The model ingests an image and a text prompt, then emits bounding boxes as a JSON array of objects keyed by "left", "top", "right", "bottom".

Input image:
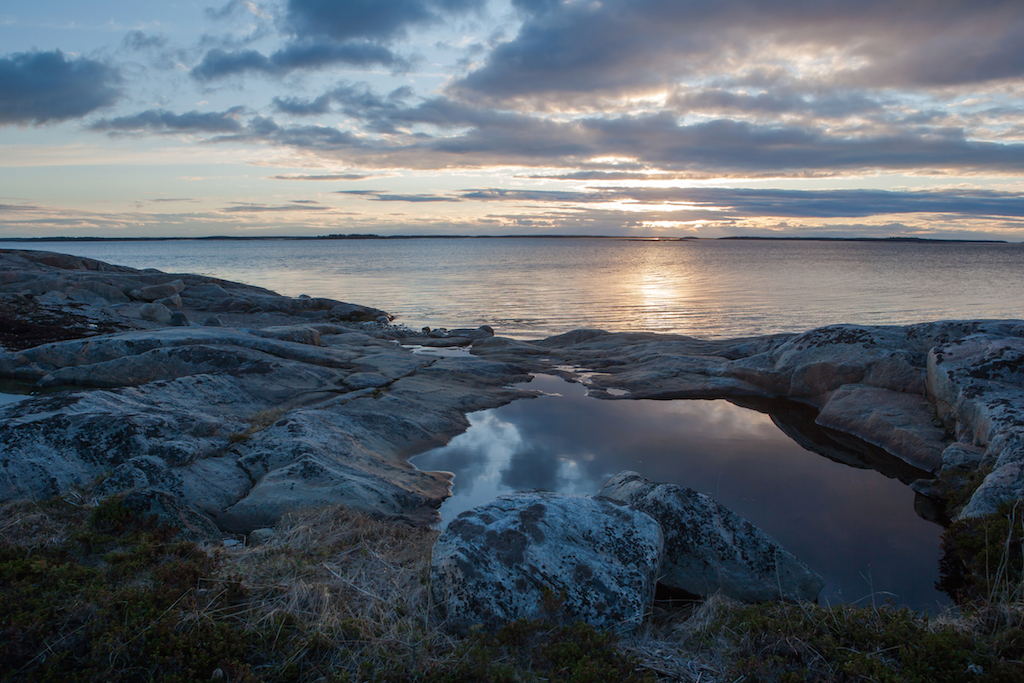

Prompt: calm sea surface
[
  {"left": 6, "top": 238, "right": 1023, "bottom": 339},
  {"left": 8, "top": 237, "right": 1020, "bottom": 611}
]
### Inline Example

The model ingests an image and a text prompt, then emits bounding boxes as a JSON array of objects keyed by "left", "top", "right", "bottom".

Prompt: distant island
[{"left": 719, "top": 235, "right": 1008, "bottom": 243}]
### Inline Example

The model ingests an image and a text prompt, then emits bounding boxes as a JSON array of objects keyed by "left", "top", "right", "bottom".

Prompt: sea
[
  {"left": 6, "top": 237, "right": 1023, "bottom": 339},
  {"left": 5, "top": 237, "right": 1024, "bottom": 612}
]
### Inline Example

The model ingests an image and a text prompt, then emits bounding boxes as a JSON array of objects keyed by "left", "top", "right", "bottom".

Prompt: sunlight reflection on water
[{"left": 8, "top": 238, "right": 1023, "bottom": 339}]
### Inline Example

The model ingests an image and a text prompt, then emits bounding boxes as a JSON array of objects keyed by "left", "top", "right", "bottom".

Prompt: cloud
[
  {"left": 89, "top": 107, "right": 245, "bottom": 134},
  {"left": 522, "top": 171, "right": 667, "bottom": 181},
  {"left": 273, "top": 83, "right": 413, "bottom": 126},
  {"left": 338, "top": 190, "right": 460, "bottom": 202},
  {"left": 455, "top": 1, "right": 1024, "bottom": 99},
  {"left": 213, "top": 115, "right": 363, "bottom": 148},
  {"left": 206, "top": 0, "right": 266, "bottom": 21},
  {"left": 204, "top": 97, "right": 1024, "bottom": 175},
  {"left": 248, "top": 79, "right": 1024, "bottom": 174},
  {"left": 460, "top": 188, "right": 600, "bottom": 203},
  {"left": 191, "top": 42, "right": 399, "bottom": 80},
  {"left": 668, "top": 86, "right": 885, "bottom": 120},
  {"left": 283, "top": 0, "right": 484, "bottom": 43},
  {"left": 270, "top": 173, "right": 381, "bottom": 180},
  {"left": 456, "top": 186, "right": 1024, "bottom": 220},
  {"left": 273, "top": 93, "right": 333, "bottom": 115},
  {"left": 0, "top": 50, "right": 122, "bottom": 125},
  {"left": 121, "top": 31, "right": 168, "bottom": 51},
  {"left": 193, "top": 0, "right": 483, "bottom": 81},
  {"left": 222, "top": 201, "right": 330, "bottom": 212}
]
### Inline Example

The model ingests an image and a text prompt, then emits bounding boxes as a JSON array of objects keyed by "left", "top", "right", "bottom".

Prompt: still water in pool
[{"left": 413, "top": 374, "right": 948, "bottom": 612}]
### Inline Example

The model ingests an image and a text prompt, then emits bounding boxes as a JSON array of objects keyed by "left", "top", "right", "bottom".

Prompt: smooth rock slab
[
  {"left": 430, "top": 492, "right": 663, "bottom": 633},
  {"left": 598, "top": 471, "right": 824, "bottom": 603},
  {"left": 815, "top": 384, "right": 946, "bottom": 473}
]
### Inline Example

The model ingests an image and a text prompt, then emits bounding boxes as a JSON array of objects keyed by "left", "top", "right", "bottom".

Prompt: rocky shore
[{"left": 2, "top": 247, "right": 1023, "bottom": 624}]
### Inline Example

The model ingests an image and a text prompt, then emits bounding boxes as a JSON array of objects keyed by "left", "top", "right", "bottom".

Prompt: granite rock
[
  {"left": 598, "top": 471, "right": 823, "bottom": 603},
  {"left": 430, "top": 492, "right": 663, "bottom": 633},
  {"left": 814, "top": 384, "right": 946, "bottom": 473},
  {"left": 927, "top": 334, "right": 1024, "bottom": 517}
]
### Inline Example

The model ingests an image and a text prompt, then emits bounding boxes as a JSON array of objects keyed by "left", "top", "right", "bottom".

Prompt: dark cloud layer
[
  {"left": 246, "top": 78, "right": 1024, "bottom": 174},
  {"left": 0, "top": 50, "right": 121, "bottom": 125},
  {"left": 457, "top": 0, "right": 1024, "bottom": 98}
]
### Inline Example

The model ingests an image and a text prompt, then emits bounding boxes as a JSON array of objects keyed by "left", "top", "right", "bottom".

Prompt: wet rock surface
[
  {"left": 598, "top": 471, "right": 824, "bottom": 603},
  {"left": 430, "top": 492, "right": 663, "bottom": 633}
]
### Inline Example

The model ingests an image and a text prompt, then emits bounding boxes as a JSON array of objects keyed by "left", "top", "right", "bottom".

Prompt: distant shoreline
[{"left": 0, "top": 235, "right": 1010, "bottom": 244}]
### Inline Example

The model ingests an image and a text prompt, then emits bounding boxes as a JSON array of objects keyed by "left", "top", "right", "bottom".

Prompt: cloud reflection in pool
[{"left": 412, "top": 374, "right": 949, "bottom": 612}]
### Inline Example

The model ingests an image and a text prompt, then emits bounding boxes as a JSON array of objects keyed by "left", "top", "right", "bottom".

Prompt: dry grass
[
  {"left": 621, "top": 595, "right": 738, "bottom": 682},
  {"left": 0, "top": 493, "right": 82, "bottom": 549},
  {"left": 212, "top": 506, "right": 460, "bottom": 679}
]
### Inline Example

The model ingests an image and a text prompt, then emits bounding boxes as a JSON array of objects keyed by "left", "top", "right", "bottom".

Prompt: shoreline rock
[{"left": 1, "top": 248, "right": 1022, "bottom": 542}]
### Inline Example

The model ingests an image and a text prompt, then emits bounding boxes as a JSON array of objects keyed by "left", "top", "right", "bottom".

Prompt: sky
[{"left": 2, "top": 0, "right": 1024, "bottom": 239}]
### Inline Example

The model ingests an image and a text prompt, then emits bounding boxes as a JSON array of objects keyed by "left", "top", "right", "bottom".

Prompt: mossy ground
[{"left": 2, "top": 496, "right": 1023, "bottom": 682}]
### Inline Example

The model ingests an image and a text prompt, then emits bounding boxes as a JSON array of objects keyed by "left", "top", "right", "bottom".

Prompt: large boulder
[
  {"left": 430, "top": 492, "right": 663, "bottom": 633},
  {"left": 598, "top": 471, "right": 824, "bottom": 603}
]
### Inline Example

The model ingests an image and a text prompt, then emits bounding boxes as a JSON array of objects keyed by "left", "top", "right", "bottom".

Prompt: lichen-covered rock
[
  {"left": 926, "top": 334, "right": 1024, "bottom": 517},
  {"left": 740, "top": 324, "right": 926, "bottom": 406},
  {"left": 941, "top": 443, "right": 987, "bottom": 472},
  {"left": 0, "top": 317, "right": 531, "bottom": 533},
  {"left": 430, "top": 492, "right": 663, "bottom": 633},
  {"left": 598, "top": 471, "right": 824, "bottom": 603}
]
